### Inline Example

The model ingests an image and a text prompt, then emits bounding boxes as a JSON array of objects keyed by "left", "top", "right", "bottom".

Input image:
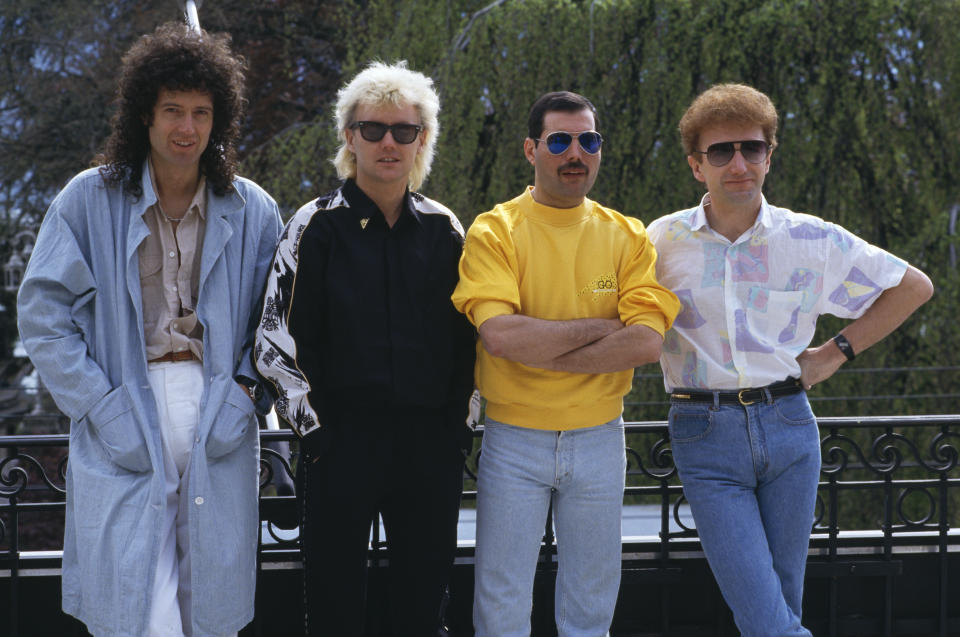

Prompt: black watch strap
[{"left": 832, "top": 334, "right": 856, "bottom": 361}]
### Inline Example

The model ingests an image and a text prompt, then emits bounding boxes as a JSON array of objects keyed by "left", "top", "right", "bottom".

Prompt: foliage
[
  {"left": 303, "top": 0, "right": 960, "bottom": 419},
  {"left": 1, "top": 0, "right": 958, "bottom": 417}
]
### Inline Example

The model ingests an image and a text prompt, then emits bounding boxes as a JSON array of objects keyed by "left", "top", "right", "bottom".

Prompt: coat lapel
[
  {"left": 126, "top": 163, "right": 155, "bottom": 334},
  {"left": 199, "top": 185, "right": 243, "bottom": 292}
]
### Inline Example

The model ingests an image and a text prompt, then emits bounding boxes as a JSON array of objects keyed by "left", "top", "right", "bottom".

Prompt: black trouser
[{"left": 299, "top": 403, "right": 465, "bottom": 636}]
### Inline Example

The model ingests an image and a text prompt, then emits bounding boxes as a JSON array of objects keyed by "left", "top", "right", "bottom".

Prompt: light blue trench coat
[{"left": 17, "top": 164, "right": 282, "bottom": 636}]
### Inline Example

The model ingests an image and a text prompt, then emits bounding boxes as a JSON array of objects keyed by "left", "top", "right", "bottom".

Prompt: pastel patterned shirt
[{"left": 647, "top": 194, "right": 907, "bottom": 391}]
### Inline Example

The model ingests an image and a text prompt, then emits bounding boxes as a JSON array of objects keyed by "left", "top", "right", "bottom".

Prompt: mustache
[{"left": 557, "top": 161, "right": 589, "bottom": 175}]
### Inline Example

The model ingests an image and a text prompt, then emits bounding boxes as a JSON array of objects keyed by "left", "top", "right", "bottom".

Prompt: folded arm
[{"left": 479, "top": 313, "right": 662, "bottom": 373}]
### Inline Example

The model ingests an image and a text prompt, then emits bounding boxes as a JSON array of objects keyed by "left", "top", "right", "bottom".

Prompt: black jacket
[{"left": 254, "top": 179, "right": 476, "bottom": 455}]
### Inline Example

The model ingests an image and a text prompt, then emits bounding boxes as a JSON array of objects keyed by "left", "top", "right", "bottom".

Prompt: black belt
[{"left": 670, "top": 378, "right": 803, "bottom": 406}]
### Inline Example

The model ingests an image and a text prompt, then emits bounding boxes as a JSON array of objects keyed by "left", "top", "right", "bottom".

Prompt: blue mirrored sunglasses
[{"left": 535, "top": 130, "right": 603, "bottom": 155}]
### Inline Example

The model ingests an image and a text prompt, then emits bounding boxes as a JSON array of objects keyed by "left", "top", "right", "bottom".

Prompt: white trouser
[{"left": 145, "top": 360, "right": 237, "bottom": 637}]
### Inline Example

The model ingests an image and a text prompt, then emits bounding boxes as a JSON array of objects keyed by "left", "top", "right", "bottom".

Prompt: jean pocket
[
  {"left": 668, "top": 407, "right": 713, "bottom": 443},
  {"left": 773, "top": 393, "right": 816, "bottom": 425}
]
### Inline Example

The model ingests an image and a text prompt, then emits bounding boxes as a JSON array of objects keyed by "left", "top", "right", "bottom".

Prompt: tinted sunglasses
[
  {"left": 349, "top": 121, "right": 423, "bottom": 144},
  {"left": 535, "top": 130, "right": 603, "bottom": 155},
  {"left": 693, "top": 140, "right": 769, "bottom": 167}
]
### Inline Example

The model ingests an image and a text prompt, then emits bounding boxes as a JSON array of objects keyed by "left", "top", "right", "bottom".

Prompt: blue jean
[
  {"left": 669, "top": 391, "right": 821, "bottom": 637},
  {"left": 474, "top": 416, "right": 625, "bottom": 637}
]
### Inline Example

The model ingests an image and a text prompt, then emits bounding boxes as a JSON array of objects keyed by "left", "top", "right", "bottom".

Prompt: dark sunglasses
[
  {"left": 693, "top": 140, "right": 769, "bottom": 167},
  {"left": 349, "top": 121, "right": 423, "bottom": 144},
  {"left": 535, "top": 130, "right": 603, "bottom": 155}
]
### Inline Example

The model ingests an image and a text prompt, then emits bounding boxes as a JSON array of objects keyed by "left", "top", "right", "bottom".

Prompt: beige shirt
[{"left": 139, "top": 167, "right": 207, "bottom": 362}]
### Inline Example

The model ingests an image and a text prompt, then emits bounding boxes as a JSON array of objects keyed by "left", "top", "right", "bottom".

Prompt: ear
[
  {"left": 523, "top": 138, "right": 537, "bottom": 166},
  {"left": 345, "top": 127, "right": 356, "bottom": 154},
  {"left": 763, "top": 147, "right": 772, "bottom": 174},
  {"left": 688, "top": 154, "right": 706, "bottom": 183}
]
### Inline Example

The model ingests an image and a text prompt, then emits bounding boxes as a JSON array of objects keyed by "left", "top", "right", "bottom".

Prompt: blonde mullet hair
[{"left": 333, "top": 60, "right": 440, "bottom": 191}]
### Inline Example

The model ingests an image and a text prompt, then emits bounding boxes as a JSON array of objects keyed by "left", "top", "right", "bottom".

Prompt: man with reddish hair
[{"left": 648, "top": 83, "right": 933, "bottom": 636}]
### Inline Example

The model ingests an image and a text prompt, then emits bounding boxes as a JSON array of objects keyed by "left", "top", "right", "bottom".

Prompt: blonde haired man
[{"left": 254, "top": 60, "right": 475, "bottom": 635}]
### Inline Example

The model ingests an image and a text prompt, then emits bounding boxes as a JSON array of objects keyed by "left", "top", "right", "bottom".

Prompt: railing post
[
  {"left": 827, "top": 426, "right": 839, "bottom": 637},
  {"left": 8, "top": 445, "right": 19, "bottom": 637},
  {"left": 882, "top": 425, "right": 894, "bottom": 637},
  {"left": 658, "top": 475, "right": 670, "bottom": 636},
  {"left": 938, "top": 436, "right": 949, "bottom": 637}
]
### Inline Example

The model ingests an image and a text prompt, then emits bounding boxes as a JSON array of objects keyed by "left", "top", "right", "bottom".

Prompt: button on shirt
[
  {"left": 139, "top": 172, "right": 207, "bottom": 362},
  {"left": 647, "top": 194, "right": 907, "bottom": 391}
]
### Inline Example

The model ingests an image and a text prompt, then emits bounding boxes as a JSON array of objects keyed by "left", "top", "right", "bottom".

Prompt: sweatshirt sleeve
[
  {"left": 451, "top": 212, "right": 521, "bottom": 328},
  {"left": 617, "top": 218, "right": 682, "bottom": 335}
]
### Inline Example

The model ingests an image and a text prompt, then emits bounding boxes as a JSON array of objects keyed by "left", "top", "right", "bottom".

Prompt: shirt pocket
[
  {"left": 744, "top": 289, "right": 806, "bottom": 348},
  {"left": 138, "top": 254, "right": 164, "bottom": 332}
]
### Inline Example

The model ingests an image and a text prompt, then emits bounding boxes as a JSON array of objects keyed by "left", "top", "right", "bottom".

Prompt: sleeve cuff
[
  {"left": 624, "top": 310, "right": 669, "bottom": 336},
  {"left": 472, "top": 301, "right": 515, "bottom": 328}
]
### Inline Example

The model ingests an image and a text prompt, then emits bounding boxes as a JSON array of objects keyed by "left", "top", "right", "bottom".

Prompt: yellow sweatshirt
[{"left": 452, "top": 188, "right": 680, "bottom": 430}]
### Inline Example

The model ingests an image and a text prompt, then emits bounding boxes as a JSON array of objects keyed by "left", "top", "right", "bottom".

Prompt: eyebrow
[{"left": 158, "top": 101, "right": 212, "bottom": 110}]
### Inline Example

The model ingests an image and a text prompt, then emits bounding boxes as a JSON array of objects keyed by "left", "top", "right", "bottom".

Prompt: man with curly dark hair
[{"left": 18, "top": 22, "right": 281, "bottom": 637}]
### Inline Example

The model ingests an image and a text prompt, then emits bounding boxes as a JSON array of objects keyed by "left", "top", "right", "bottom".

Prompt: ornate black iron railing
[{"left": 2, "top": 415, "right": 959, "bottom": 636}]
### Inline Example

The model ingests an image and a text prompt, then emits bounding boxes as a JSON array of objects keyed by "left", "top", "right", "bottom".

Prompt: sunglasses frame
[
  {"left": 349, "top": 120, "right": 423, "bottom": 145},
  {"left": 534, "top": 130, "right": 604, "bottom": 155},
  {"left": 692, "top": 140, "right": 770, "bottom": 167}
]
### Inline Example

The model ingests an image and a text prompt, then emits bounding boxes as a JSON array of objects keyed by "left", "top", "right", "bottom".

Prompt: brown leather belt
[
  {"left": 148, "top": 350, "right": 197, "bottom": 364},
  {"left": 670, "top": 378, "right": 803, "bottom": 406}
]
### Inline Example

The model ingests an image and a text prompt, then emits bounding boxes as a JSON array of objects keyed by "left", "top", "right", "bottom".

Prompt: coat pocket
[
  {"left": 206, "top": 381, "right": 256, "bottom": 459},
  {"left": 85, "top": 385, "right": 152, "bottom": 472}
]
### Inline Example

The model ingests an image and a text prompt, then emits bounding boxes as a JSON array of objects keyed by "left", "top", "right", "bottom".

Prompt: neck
[
  {"left": 150, "top": 156, "right": 201, "bottom": 221},
  {"left": 704, "top": 194, "right": 762, "bottom": 242},
  {"left": 355, "top": 176, "right": 407, "bottom": 227}
]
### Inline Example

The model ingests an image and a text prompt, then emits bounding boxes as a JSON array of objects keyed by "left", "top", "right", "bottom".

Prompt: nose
[
  {"left": 563, "top": 137, "right": 584, "bottom": 161},
  {"left": 728, "top": 146, "right": 748, "bottom": 172},
  {"left": 379, "top": 129, "right": 399, "bottom": 147},
  {"left": 177, "top": 114, "right": 197, "bottom": 134}
]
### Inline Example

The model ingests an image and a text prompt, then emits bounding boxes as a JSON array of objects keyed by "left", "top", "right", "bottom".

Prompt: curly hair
[
  {"left": 97, "top": 22, "right": 247, "bottom": 198},
  {"left": 679, "top": 83, "right": 778, "bottom": 158},
  {"left": 332, "top": 60, "right": 440, "bottom": 192}
]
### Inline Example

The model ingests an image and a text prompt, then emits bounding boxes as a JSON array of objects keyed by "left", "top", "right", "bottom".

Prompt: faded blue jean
[
  {"left": 473, "top": 416, "right": 626, "bottom": 637},
  {"left": 669, "top": 390, "right": 821, "bottom": 637}
]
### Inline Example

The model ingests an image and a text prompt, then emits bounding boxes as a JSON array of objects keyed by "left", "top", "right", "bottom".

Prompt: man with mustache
[{"left": 453, "top": 91, "right": 680, "bottom": 636}]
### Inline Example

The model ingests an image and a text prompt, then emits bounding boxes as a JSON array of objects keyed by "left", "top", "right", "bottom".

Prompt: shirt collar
[
  {"left": 689, "top": 192, "right": 772, "bottom": 235},
  {"left": 342, "top": 178, "right": 420, "bottom": 227}
]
